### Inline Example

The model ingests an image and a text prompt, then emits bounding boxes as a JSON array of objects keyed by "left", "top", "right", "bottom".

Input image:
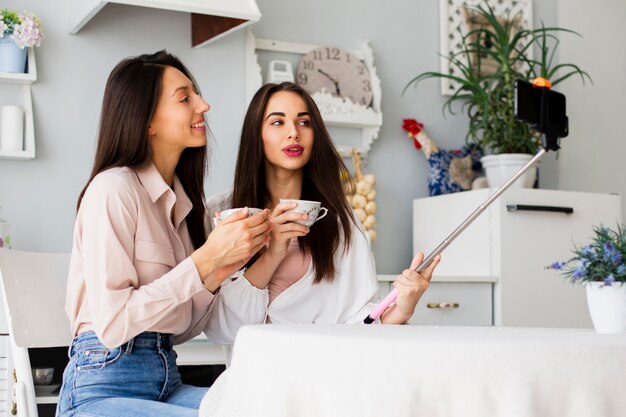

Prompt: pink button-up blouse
[{"left": 65, "top": 164, "right": 214, "bottom": 349}]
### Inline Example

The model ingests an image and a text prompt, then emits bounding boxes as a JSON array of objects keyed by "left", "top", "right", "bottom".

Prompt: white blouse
[{"left": 203, "top": 191, "right": 380, "bottom": 344}]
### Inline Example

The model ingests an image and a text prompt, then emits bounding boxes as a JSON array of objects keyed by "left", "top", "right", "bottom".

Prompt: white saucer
[{"left": 35, "top": 383, "right": 60, "bottom": 396}]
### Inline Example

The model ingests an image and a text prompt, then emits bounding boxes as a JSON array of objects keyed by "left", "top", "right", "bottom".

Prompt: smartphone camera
[{"left": 514, "top": 79, "right": 568, "bottom": 150}]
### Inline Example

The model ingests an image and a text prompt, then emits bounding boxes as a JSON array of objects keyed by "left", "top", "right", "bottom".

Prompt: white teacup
[
  {"left": 279, "top": 199, "right": 328, "bottom": 227},
  {"left": 213, "top": 207, "right": 262, "bottom": 227}
]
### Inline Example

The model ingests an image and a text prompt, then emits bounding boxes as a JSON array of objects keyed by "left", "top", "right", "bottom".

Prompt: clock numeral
[
  {"left": 325, "top": 47, "right": 341, "bottom": 61},
  {"left": 358, "top": 64, "right": 365, "bottom": 75},
  {"left": 345, "top": 53, "right": 352, "bottom": 63},
  {"left": 313, "top": 50, "right": 323, "bottom": 60},
  {"left": 362, "top": 80, "right": 371, "bottom": 92},
  {"left": 298, "top": 73, "right": 308, "bottom": 85},
  {"left": 302, "top": 60, "right": 315, "bottom": 70},
  {"left": 360, "top": 97, "right": 369, "bottom": 106}
]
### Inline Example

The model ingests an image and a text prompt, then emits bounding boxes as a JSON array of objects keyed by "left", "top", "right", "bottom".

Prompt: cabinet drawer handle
[
  {"left": 506, "top": 204, "right": 573, "bottom": 214},
  {"left": 426, "top": 302, "right": 459, "bottom": 309}
]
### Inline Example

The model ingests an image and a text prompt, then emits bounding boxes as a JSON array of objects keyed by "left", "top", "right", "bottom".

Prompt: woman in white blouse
[
  {"left": 205, "top": 82, "right": 439, "bottom": 344},
  {"left": 56, "top": 51, "right": 271, "bottom": 417}
]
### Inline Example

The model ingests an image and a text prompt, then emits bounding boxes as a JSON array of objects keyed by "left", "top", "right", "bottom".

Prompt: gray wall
[
  {"left": 557, "top": 0, "right": 626, "bottom": 221},
  {"left": 0, "top": 0, "right": 249, "bottom": 251},
  {"left": 4, "top": 0, "right": 613, "bottom": 275}
]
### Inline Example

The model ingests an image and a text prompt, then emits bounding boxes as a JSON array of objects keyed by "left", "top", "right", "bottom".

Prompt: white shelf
[
  {"left": 0, "top": 49, "right": 36, "bottom": 161},
  {"left": 35, "top": 381, "right": 60, "bottom": 404},
  {"left": 68, "top": 0, "right": 261, "bottom": 47},
  {"left": 311, "top": 91, "right": 383, "bottom": 128},
  {"left": 0, "top": 48, "right": 37, "bottom": 84},
  {"left": 35, "top": 394, "right": 59, "bottom": 404}
]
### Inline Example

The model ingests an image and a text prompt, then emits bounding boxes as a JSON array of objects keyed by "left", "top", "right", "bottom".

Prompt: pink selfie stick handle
[
  {"left": 366, "top": 288, "right": 399, "bottom": 322},
  {"left": 364, "top": 149, "right": 547, "bottom": 324},
  {"left": 363, "top": 254, "right": 432, "bottom": 323}
]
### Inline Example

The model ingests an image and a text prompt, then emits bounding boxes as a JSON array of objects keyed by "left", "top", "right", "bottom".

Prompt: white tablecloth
[{"left": 200, "top": 325, "right": 626, "bottom": 417}]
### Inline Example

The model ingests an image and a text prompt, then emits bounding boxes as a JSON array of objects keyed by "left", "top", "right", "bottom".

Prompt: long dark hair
[
  {"left": 77, "top": 50, "right": 208, "bottom": 249},
  {"left": 232, "top": 82, "right": 354, "bottom": 284}
]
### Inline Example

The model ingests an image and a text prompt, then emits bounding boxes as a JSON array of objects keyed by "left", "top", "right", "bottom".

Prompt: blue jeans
[{"left": 56, "top": 331, "right": 208, "bottom": 417}]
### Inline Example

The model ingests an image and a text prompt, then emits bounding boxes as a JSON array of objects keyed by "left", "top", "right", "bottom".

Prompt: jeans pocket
[{"left": 76, "top": 346, "right": 125, "bottom": 371}]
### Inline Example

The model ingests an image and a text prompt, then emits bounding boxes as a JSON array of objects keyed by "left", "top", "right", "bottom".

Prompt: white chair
[{"left": 0, "top": 248, "right": 72, "bottom": 417}]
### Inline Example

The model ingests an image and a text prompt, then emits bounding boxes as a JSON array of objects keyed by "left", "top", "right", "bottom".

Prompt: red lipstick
[{"left": 282, "top": 144, "right": 304, "bottom": 157}]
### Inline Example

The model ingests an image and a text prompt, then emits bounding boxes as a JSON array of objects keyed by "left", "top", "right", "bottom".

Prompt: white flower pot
[
  {"left": 480, "top": 153, "right": 538, "bottom": 188},
  {"left": 586, "top": 282, "right": 626, "bottom": 334}
]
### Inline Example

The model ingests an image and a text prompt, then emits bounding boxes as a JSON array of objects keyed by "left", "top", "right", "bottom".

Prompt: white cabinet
[
  {"left": 413, "top": 188, "right": 622, "bottom": 328},
  {"left": 378, "top": 275, "right": 495, "bottom": 326},
  {"left": 0, "top": 47, "right": 36, "bottom": 160}
]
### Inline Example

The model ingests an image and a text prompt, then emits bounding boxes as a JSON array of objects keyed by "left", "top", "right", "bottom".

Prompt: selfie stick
[
  {"left": 363, "top": 150, "right": 546, "bottom": 323},
  {"left": 364, "top": 78, "right": 566, "bottom": 324}
]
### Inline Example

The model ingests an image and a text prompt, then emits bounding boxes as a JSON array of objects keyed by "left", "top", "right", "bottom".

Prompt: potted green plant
[
  {"left": 547, "top": 224, "right": 626, "bottom": 334},
  {"left": 404, "top": 4, "right": 590, "bottom": 187},
  {"left": 0, "top": 9, "right": 44, "bottom": 73}
]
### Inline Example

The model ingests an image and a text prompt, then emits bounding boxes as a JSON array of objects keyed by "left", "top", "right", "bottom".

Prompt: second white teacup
[
  {"left": 213, "top": 207, "right": 262, "bottom": 227},
  {"left": 279, "top": 199, "right": 328, "bottom": 227}
]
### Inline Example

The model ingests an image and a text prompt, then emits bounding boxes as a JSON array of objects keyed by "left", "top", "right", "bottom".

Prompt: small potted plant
[
  {"left": 404, "top": 4, "right": 590, "bottom": 188},
  {"left": 547, "top": 224, "right": 626, "bottom": 334},
  {"left": 0, "top": 9, "right": 44, "bottom": 73}
]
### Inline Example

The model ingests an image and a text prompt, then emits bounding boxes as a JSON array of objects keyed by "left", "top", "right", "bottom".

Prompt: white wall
[
  {"left": 557, "top": 0, "right": 626, "bottom": 223},
  {"left": 0, "top": 0, "right": 248, "bottom": 251},
  {"left": 0, "top": 0, "right": 590, "bottom": 275}
]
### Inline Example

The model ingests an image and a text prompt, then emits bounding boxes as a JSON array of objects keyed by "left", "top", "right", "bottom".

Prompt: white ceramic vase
[
  {"left": 480, "top": 153, "right": 538, "bottom": 188},
  {"left": 585, "top": 282, "right": 626, "bottom": 334}
]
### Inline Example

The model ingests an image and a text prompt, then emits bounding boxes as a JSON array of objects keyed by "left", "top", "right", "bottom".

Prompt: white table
[{"left": 200, "top": 324, "right": 626, "bottom": 417}]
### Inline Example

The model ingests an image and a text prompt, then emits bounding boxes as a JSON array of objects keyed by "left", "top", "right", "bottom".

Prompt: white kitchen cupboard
[
  {"left": 412, "top": 188, "right": 622, "bottom": 328},
  {"left": 0, "top": 47, "right": 36, "bottom": 160},
  {"left": 377, "top": 275, "right": 496, "bottom": 326}
]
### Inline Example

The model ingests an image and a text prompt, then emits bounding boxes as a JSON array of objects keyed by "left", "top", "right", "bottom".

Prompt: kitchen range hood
[{"left": 69, "top": 0, "right": 261, "bottom": 47}]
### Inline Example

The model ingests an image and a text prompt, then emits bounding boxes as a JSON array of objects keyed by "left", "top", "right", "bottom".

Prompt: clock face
[{"left": 296, "top": 47, "right": 373, "bottom": 107}]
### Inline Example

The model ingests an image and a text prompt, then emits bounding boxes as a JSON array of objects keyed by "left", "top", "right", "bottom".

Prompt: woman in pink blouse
[{"left": 56, "top": 50, "right": 271, "bottom": 417}]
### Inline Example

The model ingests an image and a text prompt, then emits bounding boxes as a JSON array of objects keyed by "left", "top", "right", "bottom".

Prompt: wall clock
[{"left": 296, "top": 47, "right": 373, "bottom": 107}]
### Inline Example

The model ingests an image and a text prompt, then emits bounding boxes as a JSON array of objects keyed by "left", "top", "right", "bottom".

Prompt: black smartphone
[{"left": 514, "top": 79, "right": 568, "bottom": 138}]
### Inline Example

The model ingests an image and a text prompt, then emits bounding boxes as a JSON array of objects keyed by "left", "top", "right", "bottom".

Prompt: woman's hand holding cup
[
  {"left": 192, "top": 208, "right": 271, "bottom": 292},
  {"left": 279, "top": 199, "right": 328, "bottom": 227},
  {"left": 265, "top": 201, "right": 311, "bottom": 262}
]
